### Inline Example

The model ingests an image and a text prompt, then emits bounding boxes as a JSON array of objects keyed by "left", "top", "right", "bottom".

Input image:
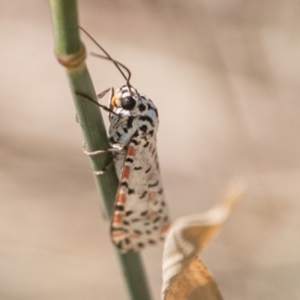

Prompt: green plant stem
[{"left": 49, "top": 1, "right": 152, "bottom": 299}]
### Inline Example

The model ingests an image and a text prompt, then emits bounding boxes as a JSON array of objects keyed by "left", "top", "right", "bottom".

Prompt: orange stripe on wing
[
  {"left": 121, "top": 166, "right": 131, "bottom": 179},
  {"left": 112, "top": 213, "right": 123, "bottom": 224},
  {"left": 147, "top": 173, "right": 155, "bottom": 181},
  {"left": 148, "top": 192, "right": 157, "bottom": 201},
  {"left": 160, "top": 222, "right": 171, "bottom": 235},
  {"left": 117, "top": 192, "right": 126, "bottom": 203},
  {"left": 130, "top": 233, "right": 141, "bottom": 239},
  {"left": 127, "top": 146, "right": 136, "bottom": 156}
]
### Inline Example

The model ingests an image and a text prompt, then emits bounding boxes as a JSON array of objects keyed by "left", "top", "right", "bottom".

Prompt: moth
[{"left": 77, "top": 28, "right": 170, "bottom": 252}]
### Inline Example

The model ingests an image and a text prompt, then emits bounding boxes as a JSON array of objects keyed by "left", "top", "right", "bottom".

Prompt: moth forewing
[{"left": 109, "top": 87, "right": 170, "bottom": 252}]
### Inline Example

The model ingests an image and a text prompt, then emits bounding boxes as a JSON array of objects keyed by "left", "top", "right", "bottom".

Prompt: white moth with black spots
[
  {"left": 77, "top": 28, "right": 170, "bottom": 252},
  {"left": 108, "top": 85, "right": 170, "bottom": 252}
]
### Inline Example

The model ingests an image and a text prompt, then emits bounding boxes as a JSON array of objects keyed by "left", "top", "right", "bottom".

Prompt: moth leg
[
  {"left": 82, "top": 143, "right": 120, "bottom": 175},
  {"left": 83, "top": 144, "right": 122, "bottom": 156},
  {"left": 93, "top": 159, "right": 116, "bottom": 175},
  {"left": 83, "top": 148, "right": 113, "bottom": 156},
  {"left": 84, "top": 148, "right": 115, "bottom": 176}
]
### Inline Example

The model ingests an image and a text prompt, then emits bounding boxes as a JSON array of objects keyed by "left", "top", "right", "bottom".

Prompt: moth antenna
[
  {"left": 79, "top": 26, "right": 132, "bottom": 87},
  {"left": 90, "top": 52, "right": 132, "bottom": 86},
  {"left": 75, "top": 91, "right": 118, "bottom": 116}
]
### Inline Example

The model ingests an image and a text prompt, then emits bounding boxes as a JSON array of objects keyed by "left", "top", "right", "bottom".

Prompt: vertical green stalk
[{"left": 49, "top": 1, "right": 152, "bottom": 299}]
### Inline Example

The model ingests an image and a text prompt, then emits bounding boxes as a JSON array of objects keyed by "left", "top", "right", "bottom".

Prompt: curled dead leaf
[{"left": 162, "top": 178, "right": 246, "bottom": 300}]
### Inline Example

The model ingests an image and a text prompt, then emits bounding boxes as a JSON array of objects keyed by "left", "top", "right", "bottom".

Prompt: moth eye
[{"left": 121, "top": 96, "right": 136, "bottom": 110}]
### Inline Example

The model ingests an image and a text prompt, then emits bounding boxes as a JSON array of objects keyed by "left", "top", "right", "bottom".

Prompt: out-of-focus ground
[{"left": 1, "top": 1, "right": 300, "bottom": 299}]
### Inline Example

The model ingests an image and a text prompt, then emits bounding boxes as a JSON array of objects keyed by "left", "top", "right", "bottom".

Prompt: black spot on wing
[
  {"left": 121, "top": 182, "right": 129, "bottom": 188},
  {"left": 125, "top": 157, "right": 134, "bottom": 163},
  {"left": 131, "top": 218, "right": 141, "bottom": 222},
  {"left": 131, "top": 139, "right": 139, "bottom": 146},
  {"left": 139, "top": 115, "right": 154, "bottom": 127},
  {"left": 115, "top": 205, "right": 124, "bottom": 211},
  {"left": 125, "top": 211, "right": 134, "bottom": 216},
  {"left": 153, "top": 216, "right": 161, "bottom": 223},
  {"left": 149, "top": 181, "right": 159, "bottom": 188},
  {"left": 134, "top": 166, "right": 142, "bottom": 170},
  {"left": 145, "top": 166, "right": 151, "bottom": 173},
  {"left": 138, "top": 103, "right": 146, "bottom": 112},
  {"left": 139, "top": 191, "right": 147, "bottom": 199},
  {"left": 128, "top": 188, "right": 135, "bottom": 195},
  {"left": 111, "top": 226, "right": 121, "bottom": 231},
  {"left": 137, "top": 242, "right": 145, "bottom": 249},
  {"left": 139, "top": 124, "right": 148, "bottom": 132},
  {"left": 130, "top": 131, "right": 140, "bottom": 145},
  {"left": 126, "top": 117, "right": 134, "bottom": 129}
]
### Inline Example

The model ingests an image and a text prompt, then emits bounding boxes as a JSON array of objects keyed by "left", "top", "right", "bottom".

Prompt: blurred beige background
[{"left": 1, "top": 1, "right": 300, "bottom": 299}]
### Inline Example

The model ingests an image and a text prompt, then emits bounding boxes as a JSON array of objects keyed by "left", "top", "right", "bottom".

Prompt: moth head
[{"left": 111, "top": 85, "right": 138, "bottom": 111}]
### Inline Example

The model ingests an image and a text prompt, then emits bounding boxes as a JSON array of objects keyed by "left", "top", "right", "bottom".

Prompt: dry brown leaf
[
  {"left": 162, "top": 178, "right": 246, "bottom": 300},
  {"left": 164, "top": 257, "right": 223, "bottom": 300}
]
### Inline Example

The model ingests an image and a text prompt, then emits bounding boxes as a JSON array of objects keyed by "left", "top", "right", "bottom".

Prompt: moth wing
[{"left": 110, "top": 130, "right": 170, "bottom": 252}]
